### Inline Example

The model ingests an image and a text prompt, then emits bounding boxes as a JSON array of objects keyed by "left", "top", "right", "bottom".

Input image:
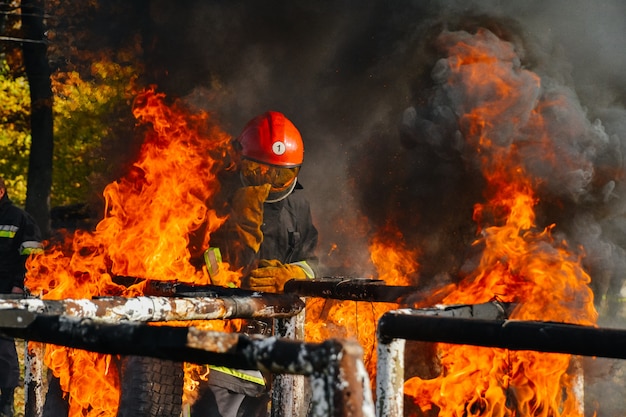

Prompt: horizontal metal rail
[
  {"left": 0, "top": 292, "right": 304, "bottom": 322},
  {"left": 283, "top": 278, "right": 422, "bottom": 303},
  {"left": 1, "top": 312, "right": 374, "bottom": 417},
  {"left": 0, "top": 291, "right": 305, "bottom": 417},
  {"left": 377, "top": 309, "right": 626, "bottom": 358}
]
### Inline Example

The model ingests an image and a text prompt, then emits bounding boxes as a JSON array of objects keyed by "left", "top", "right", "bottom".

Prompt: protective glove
[
  {"left": 248, "top": 259, "right": 307, "bottom": 293},
  {"left": 229, "top": 184, "right": 271, "bottom": 252}
]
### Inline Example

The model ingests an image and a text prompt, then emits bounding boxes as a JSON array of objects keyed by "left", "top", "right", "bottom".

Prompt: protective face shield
[{"left": 240, "top": 159, "right": 300, "bottom": 202}]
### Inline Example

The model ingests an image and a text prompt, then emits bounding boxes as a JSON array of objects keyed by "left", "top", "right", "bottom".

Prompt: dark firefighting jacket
[
  {"left": 208, "top": 179, "right": 319, "bottom": 280},
  {"left": 0, "top": 194, "right": 43, "bottom": 293},
  {"left": 207, "top": 182, "right": 319, "bottom": 396},
  {"left": 254, "top": 187, "right": 318, "bottom": 277}
]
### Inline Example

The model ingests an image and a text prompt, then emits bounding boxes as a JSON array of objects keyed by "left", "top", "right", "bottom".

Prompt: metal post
[
  {"left": 24, "top": 341, "right": 45, "bottom": 417},
  {"left": 308, "top": 339, "right": 374, "bottom": 417},
  {"left": 273, "top": 306, "right": 306, "bottom": 417},
  {"left": 375, "top": 337, "right": 405, "bottom": 417}
]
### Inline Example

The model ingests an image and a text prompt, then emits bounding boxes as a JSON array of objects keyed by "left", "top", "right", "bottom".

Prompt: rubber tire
[{"left": 117, "top": 356, "right": 184, "bottom": 417}]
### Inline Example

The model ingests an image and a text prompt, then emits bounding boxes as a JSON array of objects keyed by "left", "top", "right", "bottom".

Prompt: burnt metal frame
[
  {"left": 5, "top": 312, "right": 374, "bottom": 417},
  {"left": 0, "top": 289, "right": 375, "bottom": 417},
  {"left": 375, "top": 302, "right": 626, "bottom": 417}
]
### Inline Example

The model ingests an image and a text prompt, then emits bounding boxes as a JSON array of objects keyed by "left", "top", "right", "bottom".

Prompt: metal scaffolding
[{"left": 0, "top": 288, "right": 375, "bottom": 417}]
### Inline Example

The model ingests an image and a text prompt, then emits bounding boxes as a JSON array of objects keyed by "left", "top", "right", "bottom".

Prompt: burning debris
[
  {"left": 381, "top": 26, "right": 599, "bottom": 416},
  {"left": 344, "top": 16, "right": 619, "bottom": 417},
  {"left": 10, "top": 2, "right": 626, "bottom": 417}
]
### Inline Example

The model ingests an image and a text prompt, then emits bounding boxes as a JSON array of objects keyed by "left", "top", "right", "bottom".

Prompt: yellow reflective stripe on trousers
[
  {"left": 0, "top": 230, "right": 16, "bottom": 238},
  {"left": 208, "top": 365, "right": 265, "bottom": 385}
]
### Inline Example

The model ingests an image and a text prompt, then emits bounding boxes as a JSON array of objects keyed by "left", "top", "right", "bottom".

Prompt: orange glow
[
  {"left": 403, "top": 29, "right": 598, "bottom": 417},
  {"left": 369, "top": 227, "right": 418, "bottom": 287},
  {"left": 305, "top": 225, "right": 417, "bottom": 382},
  {"left": 26, "top": 88, "right": 241, "bottom": 416}
]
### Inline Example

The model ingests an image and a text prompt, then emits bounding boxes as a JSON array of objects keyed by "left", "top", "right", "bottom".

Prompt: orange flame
[
  {"left": 403, "top": 29, "right": 598, "bottom": 416},
  {"left": 26, "top": 88, "right": 240, "bottom": 416},
  {"left": 305, "top": 225, "right": 418, "bottom": 382}
]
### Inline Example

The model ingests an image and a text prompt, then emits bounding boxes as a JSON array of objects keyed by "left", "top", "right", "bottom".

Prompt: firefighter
[
  {"left": 191, "top": 111, "right": 318, "bottom": 417},
  {"left": 0, "top": 177, "right": 43, "bottom": 417}
]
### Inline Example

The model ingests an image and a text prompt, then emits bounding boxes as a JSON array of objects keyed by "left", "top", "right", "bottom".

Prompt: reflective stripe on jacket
[{"left": 0, "top": 195, "right": 43, "bottom": 292}]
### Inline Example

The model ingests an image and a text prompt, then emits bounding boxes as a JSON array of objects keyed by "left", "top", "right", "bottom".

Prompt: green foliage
[
  {"left": 0, "top": 58, "right": 136, "bottom": 207},
  {"left": 0, "top": 62, "right": 31, "bottom": 205},
  {"left": 50, "top": 59, "right": 136, "bottom": 206}
]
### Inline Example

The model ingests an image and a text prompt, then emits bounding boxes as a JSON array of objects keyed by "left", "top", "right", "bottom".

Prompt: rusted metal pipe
[
  {"left": 1, "top": 292, "right": 303, "bottom": 417},
  {"left": 0, "top": 292, "right": 304, "bottom": 322}
]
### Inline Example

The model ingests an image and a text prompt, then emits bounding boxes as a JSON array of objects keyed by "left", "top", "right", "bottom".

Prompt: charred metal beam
[
  {"left": 3, "top": 313, "right": 374, "bottom": 417},
  {"left": 0, "top": 293, "right": 304, "bottom": 322},
  {"left": 0, "top": 312, "right": 322, "bottom": 369},
  {"left": 283, "top": 278, "right": 422, "bottom": 303},
  {"left": 113, "top": 276, "right": 281, "bottom": 298},
  {"left": 378, "top": 308, "right": 626, "bottom": 359}
]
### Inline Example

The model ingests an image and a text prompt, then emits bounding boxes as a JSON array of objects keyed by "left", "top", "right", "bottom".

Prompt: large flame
[
  {"left": 402, "top": 29, "right": 598, "bottom": 416},
  {"left": 26, "top": 88, "right": 240, "bottom": 416}
]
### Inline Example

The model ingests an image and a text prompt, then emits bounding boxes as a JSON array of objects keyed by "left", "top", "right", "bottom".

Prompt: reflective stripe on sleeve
[
  {"left": 290, "top": 261, "right": 314, "bottom": 278},
  {"left": 0, "top": 225, "right": 18, "bottom": 238},
  {"left": 20, "top": 241, "right": 44, "bottom": 255}
]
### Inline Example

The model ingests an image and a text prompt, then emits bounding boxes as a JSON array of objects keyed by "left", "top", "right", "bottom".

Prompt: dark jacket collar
[{"left": 0, "top": 193, "right": 11, "bottom": 209}]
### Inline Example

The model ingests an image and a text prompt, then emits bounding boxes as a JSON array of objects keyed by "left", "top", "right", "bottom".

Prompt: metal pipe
[
  {"left": 377, "top": 310, "right": 626, "bottom": 359},
  {"left": 0, "top": 292, "right": 304, "bottom": 322},
  {"left": 374, "top": 302, "right": 601, "bottom": 417},
  {"left": 375, "top": 338, "right": 405, "bottom": 417},
  {"left": 0, "top": 292, "right": 303, "bottom": 417},
  {"left": 283, "top": 278, "right": 421, "bottom": 303},
  {"left": 2, "top": 313, "right": 374, "bottom": 417},
  {"left": 273, "top": 309, "right": 306, "bottom": 417}
]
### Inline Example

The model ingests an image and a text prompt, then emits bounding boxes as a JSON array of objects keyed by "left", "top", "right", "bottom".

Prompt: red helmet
[{"left": 236, "top": 111, "right": 304, "bottom": 168}]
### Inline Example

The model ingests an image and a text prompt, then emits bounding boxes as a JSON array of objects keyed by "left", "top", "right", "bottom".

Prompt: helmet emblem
[{"left": 272, "top": 141, "right": 286, "bottom": 156}]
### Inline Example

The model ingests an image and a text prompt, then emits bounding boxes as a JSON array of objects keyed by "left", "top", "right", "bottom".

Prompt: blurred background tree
[{"left": 0, "top": 0, "right": 145, "bottom": 218}]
